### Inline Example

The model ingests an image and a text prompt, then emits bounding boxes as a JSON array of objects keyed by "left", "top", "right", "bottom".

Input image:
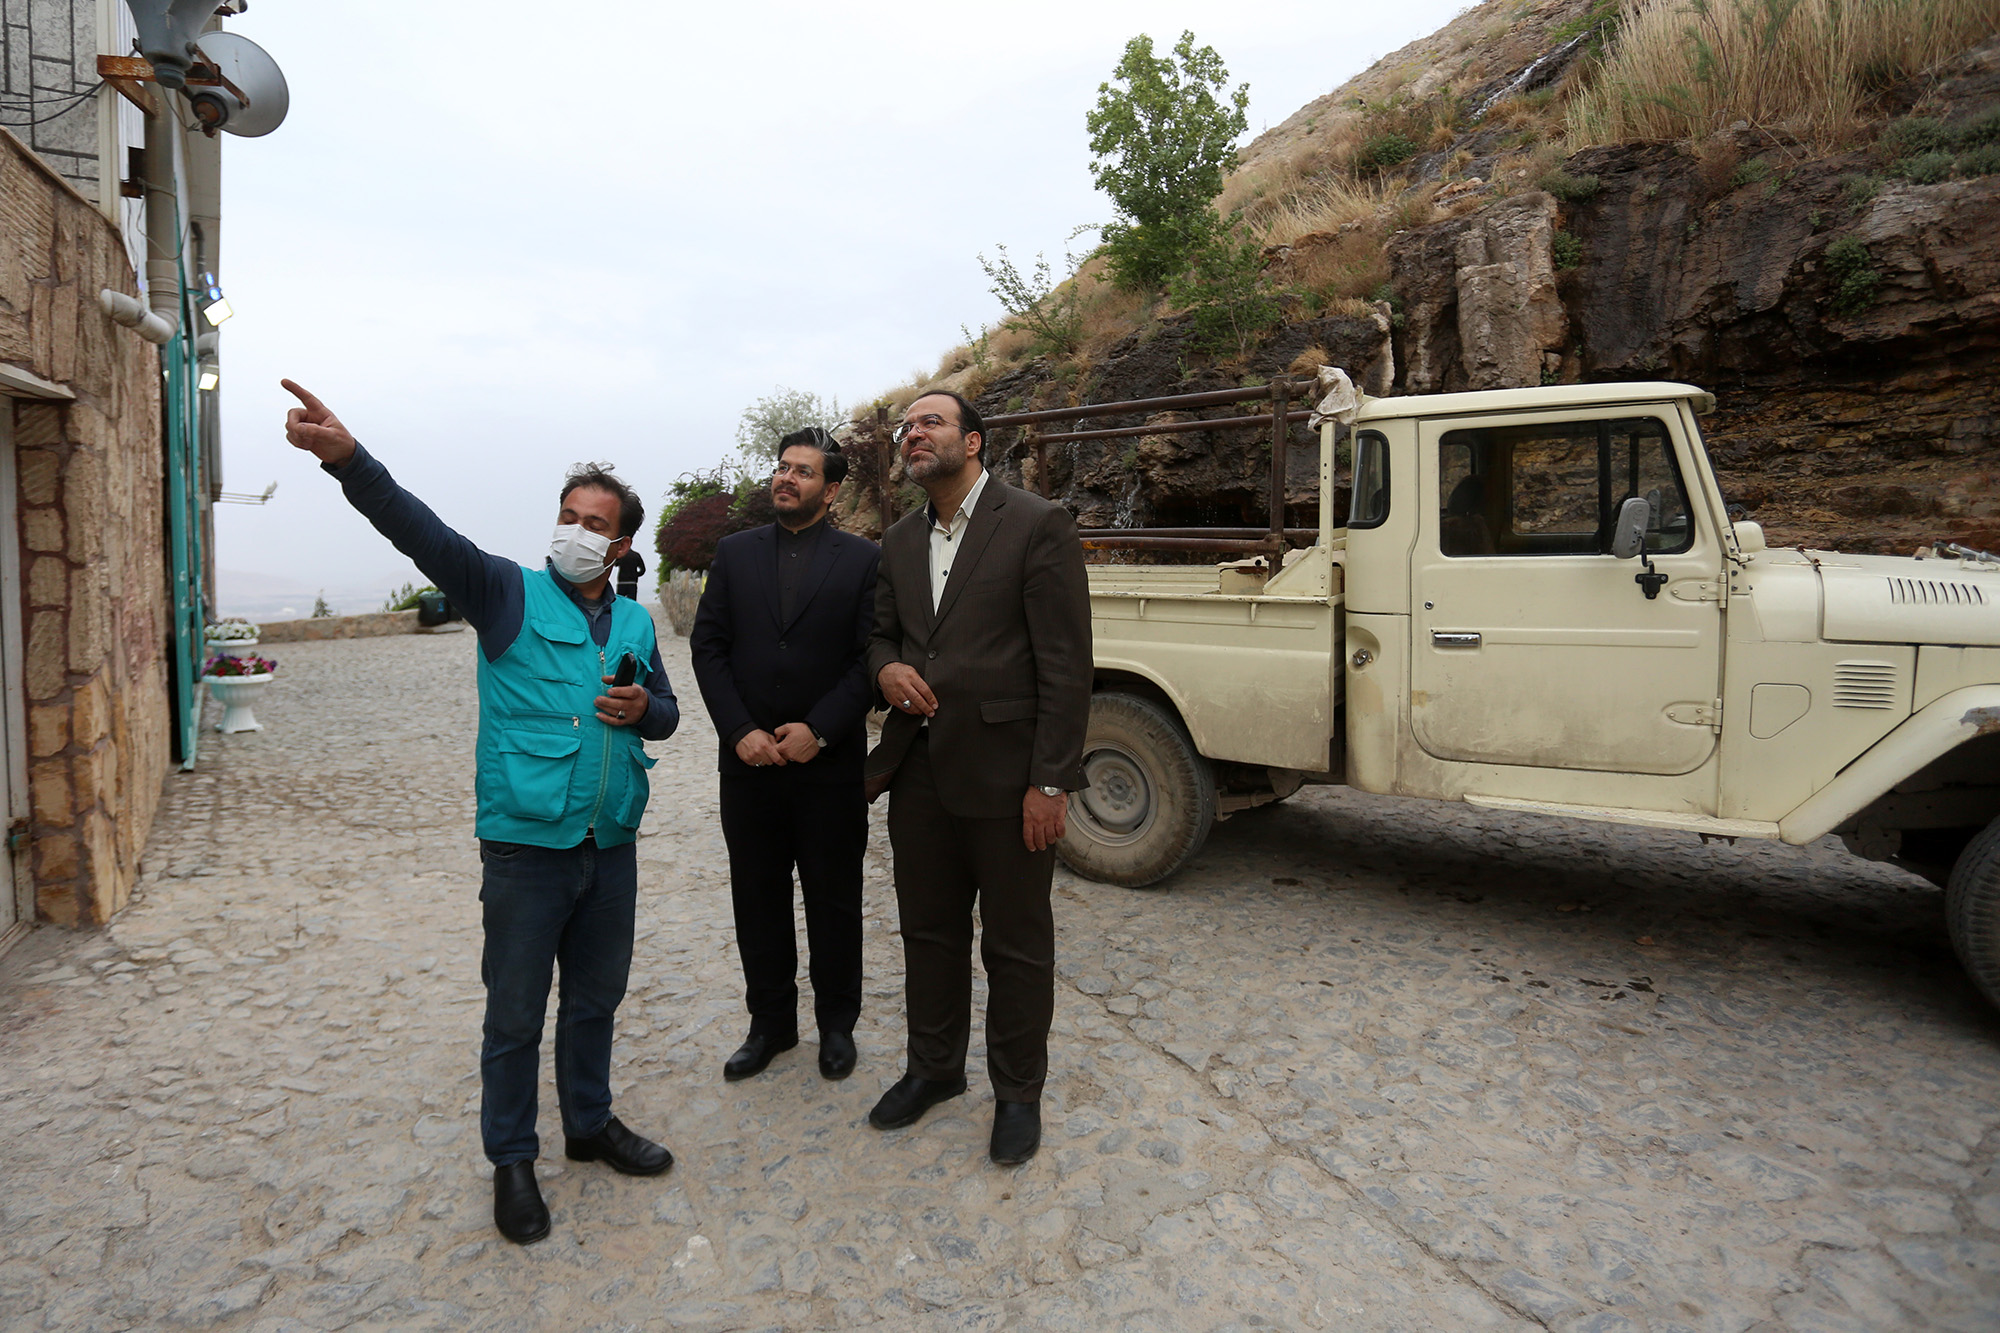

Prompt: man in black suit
[
  {"left": 691, "top": 427, "right": 881, "bottom": 1082},
  {"left": 863, "top": 390, "right": 1092, "bottom": 1165}
]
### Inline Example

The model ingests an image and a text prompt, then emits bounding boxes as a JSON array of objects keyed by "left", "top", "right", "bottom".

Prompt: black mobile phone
[{"left": 612, "top": 652, "right": 636, "bottom": 688}]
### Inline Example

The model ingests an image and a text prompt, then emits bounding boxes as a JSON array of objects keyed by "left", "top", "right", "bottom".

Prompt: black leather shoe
[
  {"left": 563, "top": 1115, "right": 673, "bottom": 1176},
  {"left": 493, "top": 1162, "right": 550, "bottom": 1244},
  {"left": 724, "top": 1031, "right": 798, "bottom": 1081},
  {"left": 990, "top": 1100, "right": 1041, "bottom": 1165},
  {"left": 819, "top": 1031, "right": 857, "bottom": 1081},
  {"left": 867, "top": 1073, "right": 968, "bottom": 1130}
]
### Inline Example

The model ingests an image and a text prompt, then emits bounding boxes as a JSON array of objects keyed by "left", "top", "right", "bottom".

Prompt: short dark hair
[
  {"left": 912, "top": 389, "right": 984, "bottom": 451},
  {"left": 560, "top": 462, "right": 644, "bottom": 540},
  {"left": 778, "top": 426, "right": 848, "bottom": 485}
]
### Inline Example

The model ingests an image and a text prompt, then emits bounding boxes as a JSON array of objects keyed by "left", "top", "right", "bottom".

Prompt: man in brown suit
[{"left": 862, "top": 389, "right": 1092, "bottom": 1166}]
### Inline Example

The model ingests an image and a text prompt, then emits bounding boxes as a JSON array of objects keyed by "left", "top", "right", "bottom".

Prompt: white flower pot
[
  {"left": 205, "top": 636, "right": 261, "bottom": 657},
  {"left": 203, "top": 673, "right": 273, "bottom": 733}
]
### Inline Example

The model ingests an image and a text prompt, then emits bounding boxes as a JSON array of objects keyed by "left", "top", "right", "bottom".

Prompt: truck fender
[
  {"left": 1093, "top": 658, "right": 1200, "bottom": 737},
  {"left": 1778, "top": 686, "right": 2000, "bottom": 845}
]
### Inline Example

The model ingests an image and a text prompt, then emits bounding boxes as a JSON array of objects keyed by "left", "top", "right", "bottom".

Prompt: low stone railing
[{"left": 258, "top": 610, "right": 422, "bottom": 642}]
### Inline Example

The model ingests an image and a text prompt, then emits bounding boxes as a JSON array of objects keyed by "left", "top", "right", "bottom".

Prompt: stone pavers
[{"left": 2, "top": 623, "right": 1997, "bottom": 1331}]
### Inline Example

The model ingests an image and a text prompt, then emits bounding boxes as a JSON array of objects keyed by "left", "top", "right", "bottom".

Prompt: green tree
[
  {"left": 1086, "top": 30, "right": 1249, "bottom": 292},
  {"left": 734, "top": 386, "right": 843, "bottom": 470}
]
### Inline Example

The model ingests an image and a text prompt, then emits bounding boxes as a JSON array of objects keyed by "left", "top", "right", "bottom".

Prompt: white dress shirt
[{"left": 927, "top": 467, "right": 989, "bottom": 614}]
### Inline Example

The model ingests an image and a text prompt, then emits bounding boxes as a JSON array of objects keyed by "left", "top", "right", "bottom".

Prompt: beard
[{"left": 905, "top": 437, "right": 967, "bottom": 484}]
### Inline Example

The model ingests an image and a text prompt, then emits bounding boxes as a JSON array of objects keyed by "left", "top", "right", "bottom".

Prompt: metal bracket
[
  {"left": 1670, "top": 580, "right": 1723, "bottom": 603},
  {"left": 6, "top": 818, "right": 29, "bottom": 857}
]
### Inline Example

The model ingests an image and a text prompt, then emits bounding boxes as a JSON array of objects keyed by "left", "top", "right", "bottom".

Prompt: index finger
[
  {"left": 279, "top": 378, "right": 326, "bottom": 414},
  {"left": 910, "top": 676, "right": 939, "bottom": 710}
]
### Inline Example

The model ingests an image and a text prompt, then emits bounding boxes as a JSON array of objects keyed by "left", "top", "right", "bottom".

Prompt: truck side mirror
[{"left": 1611, "top": 496, "right": 1651, "bottom": 560}]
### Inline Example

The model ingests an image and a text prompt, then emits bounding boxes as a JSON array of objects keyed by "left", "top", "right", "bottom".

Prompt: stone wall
[
  {"left": 257, "top": 610, "right": 423, "bottom": 643},
  {"left": 2, "top": 126, "right": 171, "bottom": 926},
  {"left": 0, "top": 0, "right": 104, "bottom": 201}
]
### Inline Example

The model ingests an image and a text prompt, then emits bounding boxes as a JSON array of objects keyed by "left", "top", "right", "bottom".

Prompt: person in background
[{"left": 281, "top": 379, "right": 679, "bottom": 1247}]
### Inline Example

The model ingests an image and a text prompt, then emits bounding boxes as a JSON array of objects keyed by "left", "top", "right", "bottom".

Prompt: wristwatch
[
  {"left": 811, "top": 729, "right": 828, "bottom": 750},
  {"left": 1037, "top": 785, "right": 1064, "bottom": 797}
]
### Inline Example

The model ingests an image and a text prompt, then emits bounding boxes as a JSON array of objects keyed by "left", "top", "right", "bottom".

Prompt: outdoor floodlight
[
  {"left": 198, "top": 364, "right": 220, "bottom": 392},
  {"left": 198, "top": 273, "right": 234, "bottom": 327}
]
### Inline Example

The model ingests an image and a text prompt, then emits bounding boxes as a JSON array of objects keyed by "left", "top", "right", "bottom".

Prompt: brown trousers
[{"left": 886, "top": 732, "right": 1055, "bottom": 1102}]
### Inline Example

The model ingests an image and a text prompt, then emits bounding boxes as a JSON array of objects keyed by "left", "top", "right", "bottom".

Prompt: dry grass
[
  {"left": 1288, "top": 227, "right": 1394, "bottom": 306},
  {"left": 1262, "top": 174, "right": 1398, "bottom": 247},
  {"left": 1568, "top": 0, "right": 2000, "bottom": 147}
]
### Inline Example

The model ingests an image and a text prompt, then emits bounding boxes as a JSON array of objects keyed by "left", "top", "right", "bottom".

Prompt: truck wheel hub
[{"left": 1080, "top": 748, "right": 1152, "bottom": 838}]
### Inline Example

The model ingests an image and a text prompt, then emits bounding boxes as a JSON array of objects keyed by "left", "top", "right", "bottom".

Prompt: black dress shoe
[
  {"left": 724, "top": 1031, "right": 798, "bottom": 1081},
  {"left": 818, "top": 1031, "right": 857, "bottom": 1080},
  {"left": 990, "top": 1100, "right": 1041, "bottom": 1165},
  {"left": 867, "top": 1073, "right": 968, "bottom": 1130},
  {"left": 563, "top": 1115, "right": 673, "bottom": 1176},
  {"left": 493, "top": 1162, "right": 550, "bottom": 1244}
]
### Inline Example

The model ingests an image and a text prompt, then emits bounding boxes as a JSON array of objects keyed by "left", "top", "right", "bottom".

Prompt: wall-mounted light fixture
[
  {"left": 198, "top": 363, "right": 220, "bottom": 392},
  {"left": 198, "top": 272, "right": 233, "bottom": 327}
]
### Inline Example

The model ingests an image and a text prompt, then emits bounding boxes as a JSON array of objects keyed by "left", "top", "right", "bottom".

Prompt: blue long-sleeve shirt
[{"left": 325, "top": 444, "right": 679, "bottom": 741}]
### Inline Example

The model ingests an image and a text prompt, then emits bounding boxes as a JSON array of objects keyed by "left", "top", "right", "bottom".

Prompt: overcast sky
[{"left": 212, "top": 0, "right": 1468, "bottom": 614}]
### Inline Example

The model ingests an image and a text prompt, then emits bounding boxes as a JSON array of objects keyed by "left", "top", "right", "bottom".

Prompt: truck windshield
[{"left": 1348, "top": 430, "right": 1390, "bottom": 529}]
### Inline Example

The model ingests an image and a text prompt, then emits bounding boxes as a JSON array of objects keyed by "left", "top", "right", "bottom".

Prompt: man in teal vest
[{"left": 283, "top": 380, "right": 680, "bottom": 1246}]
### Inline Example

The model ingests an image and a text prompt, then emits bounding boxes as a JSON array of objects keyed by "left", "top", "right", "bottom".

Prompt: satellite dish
[{"left": 188, "top": 32, "right": 289, "bottom": 137}]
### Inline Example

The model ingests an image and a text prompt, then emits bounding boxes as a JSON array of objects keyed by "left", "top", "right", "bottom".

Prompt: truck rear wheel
[
  {"left": 1946, "top": 816, "right": 2000, "bottom": 1011},
  {"left": 1057, "top": 692, "right": 1216, "bottom": 888}
]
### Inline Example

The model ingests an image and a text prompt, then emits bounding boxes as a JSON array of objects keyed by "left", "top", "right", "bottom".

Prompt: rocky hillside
[{"left": 844, "top": 1, "right": 2000, "bottom": 557}]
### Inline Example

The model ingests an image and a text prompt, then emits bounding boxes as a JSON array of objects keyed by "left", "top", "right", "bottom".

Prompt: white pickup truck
[{"left": 1053, "top": 380, "right": 2000, "bottom": 1009}]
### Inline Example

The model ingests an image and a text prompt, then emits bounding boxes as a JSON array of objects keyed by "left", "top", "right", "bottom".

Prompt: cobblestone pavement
[{"left": 3, "top": 624, "right": 1999, "bottom": 1332}]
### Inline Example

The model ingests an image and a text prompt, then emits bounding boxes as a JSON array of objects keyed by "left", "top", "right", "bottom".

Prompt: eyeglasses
[
  {"left": 772, "top": 461, "right": 819, "bottom": 481},
  {"left": 891, "top": 414, "right": 964, "bottom": 446}
]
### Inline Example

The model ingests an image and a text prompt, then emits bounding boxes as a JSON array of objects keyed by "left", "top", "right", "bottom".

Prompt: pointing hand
[{"left": 280, "top": 379, "right": 358, "bottom": 467}]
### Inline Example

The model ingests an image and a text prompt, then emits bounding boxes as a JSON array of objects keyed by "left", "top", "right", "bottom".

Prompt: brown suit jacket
[{"left": 864, "top": 474, "right": 1092, "bottom": 819}]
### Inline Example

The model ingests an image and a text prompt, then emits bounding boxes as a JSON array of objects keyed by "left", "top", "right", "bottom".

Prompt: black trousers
[
  {"left": 886, "top": 732, "right": 1055, "bottom": 1103},
  {"left": 718, "top": 773, "right": 866, "bottom": 1036}
]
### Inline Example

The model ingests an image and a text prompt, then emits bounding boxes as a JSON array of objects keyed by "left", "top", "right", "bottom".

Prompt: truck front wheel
[
  {"left": 1057, "top": 692, "right": 1217, "bottom": 888},
  {"left": 1946, "top": 816, "right": 2000, "bottom": 1011}
]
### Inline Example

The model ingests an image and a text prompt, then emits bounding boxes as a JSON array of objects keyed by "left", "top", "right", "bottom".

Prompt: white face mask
[{"left": 550, "top": 524, "right": 617, "bottom": 584}]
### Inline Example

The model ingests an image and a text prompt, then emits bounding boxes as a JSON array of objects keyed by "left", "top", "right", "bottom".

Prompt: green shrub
[
  {"left": 1730, "top": 156, "right": 1773, "bottom": 188},
  {"left": 1538, "top": 169, "right": 1602, "bottom": 201},
  {"left": 1551, "top": 230, "right": 1584, "bottom": 269},
  {"left": 1840, "top": 173, "right": 1882, "bottom": 209},
  {"left": 1356, "top": 132, "right": 1418, "bottom": 171},
  {"left": 1879, "top": 116, "right": 1949, "bottom": 158},
  {"left": 1953, "top": 107, "right": 2000, "bottom": 148},
  {"left": 1956, "top": 142, "right": 2000, "bottom": 177},
  {"left": 978, "top": 244, "right": 1083, "bottom": 357},
  {"left": 1824, "top": 236, "right": 1880, "bottom": 316},
  {"left": 1167, "top": 223, "right": 1284, "bottom": 357},
  {"left": 382, "top": 582, "right": 440, "bottom": 613},
  {"left": 1896, "top": 150, "right": 1955, "bottom": 184}
]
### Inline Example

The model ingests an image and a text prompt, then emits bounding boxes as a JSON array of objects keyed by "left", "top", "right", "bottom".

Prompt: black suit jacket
[
  {"left": 864, "top": 474, "right": 1092, "bottom": 818},
  {"left": 691, "top": 522, "right": 881, "bottom": 785}
]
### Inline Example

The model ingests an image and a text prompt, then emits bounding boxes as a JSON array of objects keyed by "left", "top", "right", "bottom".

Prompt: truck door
[{"left": 1409, "top": 410, "right": 1723, "bottom": 776}]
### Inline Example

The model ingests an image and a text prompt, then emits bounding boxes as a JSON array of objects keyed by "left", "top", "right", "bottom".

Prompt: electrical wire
[{"left": 0, "top": 80, "right": 106, "bottom": 128}]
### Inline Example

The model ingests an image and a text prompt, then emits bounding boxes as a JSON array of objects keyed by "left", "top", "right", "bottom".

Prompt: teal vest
[{"left": 474, "top": 568, "right": 659, "bottom": 848}]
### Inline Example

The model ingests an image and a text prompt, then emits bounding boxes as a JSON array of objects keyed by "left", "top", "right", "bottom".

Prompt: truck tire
[
  {"left": 1057, "top": 692, "right": 1217, "bottom": 888},
  {"left": 1946, "top": 816, "right": 2000, "bottom": 1011}
]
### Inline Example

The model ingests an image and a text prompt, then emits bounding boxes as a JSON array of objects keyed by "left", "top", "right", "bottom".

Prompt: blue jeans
[{"left": 478, "top": 837, "right": 636, "bottom": 1165}]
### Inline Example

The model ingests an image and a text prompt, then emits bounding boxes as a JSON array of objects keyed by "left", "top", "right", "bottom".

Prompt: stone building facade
[{"left": 2, "top": 127, "right": 172, "bottom": 929}]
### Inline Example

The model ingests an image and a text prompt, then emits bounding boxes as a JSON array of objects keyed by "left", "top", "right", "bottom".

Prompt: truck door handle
[{"left": 1431, "top": 631, "right": 1482, "bottom": 648}]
